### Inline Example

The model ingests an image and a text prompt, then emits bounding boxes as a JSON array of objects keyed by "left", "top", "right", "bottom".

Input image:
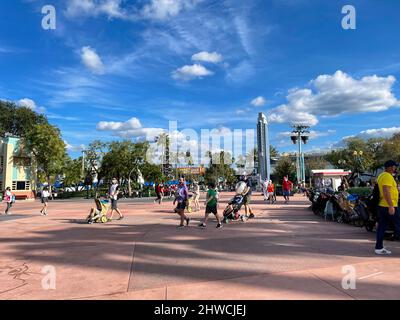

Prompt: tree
[
  {"left": 141, "top": 162, "right": 164, "bottom": 184},
  {"left": 273, "top": 156, "right": 296, "bottom": 183},
  {"left": 62, "top": 157, "right": 83, "bottom": 191},
  {"left": 0, "top": 100, "right": 48, "bottom": 137},
  {"left": 381, "top": 134, "right": 400, "bottom": 165},
  {"left": 270, "top": 145, "right": 279, "bottom": 158},
  {"left": 100, "top": 140, "right": 151, "bottom": 196},
  {"left": 305, "top": 156, "right": 329, "bottom": 180},
  {"left": 205, "top": 151, "right": 236, "bottom": 186},
  {"left": 24, "top": 123, "right": 67, "bottom": 190}
]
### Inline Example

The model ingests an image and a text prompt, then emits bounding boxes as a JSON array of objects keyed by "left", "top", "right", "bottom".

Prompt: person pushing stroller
[{"left": 222, "top": 179, "right": 248, "bottom": 223}]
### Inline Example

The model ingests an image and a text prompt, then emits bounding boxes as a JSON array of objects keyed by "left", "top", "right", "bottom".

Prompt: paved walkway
[{"left": 0, "top": 193, "right": 399, "bottom": 300}]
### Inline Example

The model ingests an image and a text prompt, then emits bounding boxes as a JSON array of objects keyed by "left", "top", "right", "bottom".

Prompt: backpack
[{"left": 370, "top": 183, "right": 380, "bottom": 208}]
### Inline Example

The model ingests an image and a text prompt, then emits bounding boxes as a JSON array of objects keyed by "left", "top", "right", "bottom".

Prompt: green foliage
[
  {"left": 100, "top": 140, "right": 150, "bottom": 181},
  {"left": 62, "top": 157, "right": 83, "bottom": 188},
  {"left": 141, "top": 162, "right": 165, "bottom": 183},
  {"left": 325, "top": 134, "right": 400, "bottom": 175},
  {"left": 273, "top": 156, "right": 296, "bottom": 183},
  {"left": 0, "top": 100, "right": 48, "bottom": 137},
  {"left": 205, "top": 151, "right": 236, "bottom": 185},
  {"left": 24, "top": 123, "right": 67, "bottom": 183},
  {"left": 305, "top": 156, "right": 329, "bottom": 179},
  {"left": 348, "top": 187, "right": 372, "bottom": 197}
]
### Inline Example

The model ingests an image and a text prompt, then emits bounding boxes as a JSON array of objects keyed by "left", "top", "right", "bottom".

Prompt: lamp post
[{"left": 290, "top": 125, "right": 310, "bottom": 184}]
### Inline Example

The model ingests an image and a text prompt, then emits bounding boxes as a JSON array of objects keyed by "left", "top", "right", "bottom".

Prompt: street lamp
[{"left": 290, "top": 125, "right": 310, "bottom": 184}]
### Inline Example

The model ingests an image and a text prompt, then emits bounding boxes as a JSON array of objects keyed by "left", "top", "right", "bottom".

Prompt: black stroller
[{"left": 222, "top": 194, "right": 246, "bottom": 223}]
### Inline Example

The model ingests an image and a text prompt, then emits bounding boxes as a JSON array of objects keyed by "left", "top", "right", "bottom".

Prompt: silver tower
[{"left": 257, "top": 112, "right": 271, "bottom": 182}]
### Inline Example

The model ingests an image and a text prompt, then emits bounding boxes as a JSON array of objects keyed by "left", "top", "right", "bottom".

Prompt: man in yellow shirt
[{"left": 375, "top": 160, "right": 399, "bottom": 255}]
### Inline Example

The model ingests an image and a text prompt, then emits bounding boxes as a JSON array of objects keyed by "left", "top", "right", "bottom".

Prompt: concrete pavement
[{"left": 0, "top": 193, "right": 399, "bottom": 300}]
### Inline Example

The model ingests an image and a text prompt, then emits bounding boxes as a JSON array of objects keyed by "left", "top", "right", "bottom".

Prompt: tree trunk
[{"left": 128, "top": 177, "right": 132, "bottom": 197}]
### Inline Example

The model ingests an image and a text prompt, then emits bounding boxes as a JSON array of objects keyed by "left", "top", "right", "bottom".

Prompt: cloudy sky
[{"left": 1, "top": 0, "right": 400, "bottom": 157}]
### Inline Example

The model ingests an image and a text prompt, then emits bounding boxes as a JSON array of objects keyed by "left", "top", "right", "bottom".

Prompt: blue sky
[{"left": 1, "top": 0, "right": 400, "bottom": 159}]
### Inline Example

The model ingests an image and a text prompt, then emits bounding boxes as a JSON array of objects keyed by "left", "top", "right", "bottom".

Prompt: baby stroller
[
  {"left": 222, "top": 194, "right": 246, "bottom": 223},
  {"left": 86, "top": 198, "right": 111, "bottom": 224},
  {"left": 186, "top": 194, "right": 194, "bottom": 213}
]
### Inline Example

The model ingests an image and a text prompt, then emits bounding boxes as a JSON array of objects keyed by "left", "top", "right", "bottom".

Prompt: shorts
[
  {"left": 41, "top": 197, "right": 49, "bottom": 204},
  {"left": 176, "top": 202, "right": 186, "bottom": 210},
  {"left": 243, "top": 195, "right": 251, "bottom": 205},
  {"left": 205, "top": 204, "right": 218, "bottom": 215},
  {"left": 268, "top": 192, "right": 274, "bottom": 197},
  {"left": 111, "top": 199, "right": 118, "bottom": 210},
  {"left": 283, "top": 190, "right": 290, "bottom": 197}
]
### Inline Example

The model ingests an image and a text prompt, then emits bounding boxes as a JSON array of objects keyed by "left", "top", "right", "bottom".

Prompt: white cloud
[
  {"left": 268, "top": 70, "right": 399, "bottom": 126},
  {"left": 172, "top": 64, "right": 214, "bottom": 81},
  {"left": 97, "top": 117, "right": 165, "bottom": 140},
  {"left": 357, "top": 127, "right": 400, "bottom": 139},
  {"left": 81, "top": 47, "right": 105, "bottom": 74},
  {"left": 18, "top": 98, "right": 46, "bottom": 114},
  {"left": 142, "top": 0, "right": 202, "bottom": 20},
  {"left": 192, "top": 51, "right": 223, "bottom": 63},
  {"left": 65, "top": 0, "right": 126, "bottom": 19},
  {"left": 343, "top": 127, "right": 400, "bottom": 141},
  {"left": 251, "top": 96, "right": 266, "bottom": 107},
  {"left": 97, "top": 117, "right": 142, "bottom": 131},
  {"left": 277, "top": 130, "right": 336, "bottom": 140},
  {"left": 332, "top": 127, "right": 400, "bottom": 149},
  {"left": 65, "top": 141, "right": 86, "bottom": 152}
]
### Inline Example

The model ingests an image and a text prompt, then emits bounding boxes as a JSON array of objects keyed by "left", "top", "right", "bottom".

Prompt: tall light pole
[{"left": 290, "top": 125, "right": 310, "bottom": 184}]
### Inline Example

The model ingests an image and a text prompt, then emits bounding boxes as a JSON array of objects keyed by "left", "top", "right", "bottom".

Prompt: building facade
[
  {"left": 257, "top": 112, "right": 271, "bottom": 182},
  {"left": 0, "top": 136, "right": 36, "bottom": 199}
]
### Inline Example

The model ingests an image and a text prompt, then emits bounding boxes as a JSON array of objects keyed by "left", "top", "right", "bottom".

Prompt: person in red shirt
[
  {"left": 282, "top": 176, "right": 293, "bottom": 204},
  {"left": 154, "top": 183, "right": 164, "bottom": 204},
  {"left": 267, "top": 180, "right": 276, "bottom": 204}
]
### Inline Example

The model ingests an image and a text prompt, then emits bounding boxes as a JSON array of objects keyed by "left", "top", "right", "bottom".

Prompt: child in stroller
[
  {"left": 86, "top": 197, "right": 111, "bottom": 224},
  {"left": 222, "top": 181, "right": 247, "bottom": 223}
]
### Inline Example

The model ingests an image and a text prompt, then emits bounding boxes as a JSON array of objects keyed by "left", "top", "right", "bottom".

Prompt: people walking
[
  {"left": 108, "top": 178, "right": 124, "bottom": 221},
  {"left": 267, "top": 180, "right": 276, "bottom": 204},
  {"left": 40, "top": 187, "right": 50, "bottom": 216},
  {"left": 375, "top": 160, "right": 400, "bottom": 255},
  {"left": 198, "top": 182, "right": 222, "bottom": 229},
  {"left": 242, "top": 176, "right": 255, "bottom": 219},
  {"left": 193, "top": 181, "right": 201, "bottom": 212},
  {"left": 3, "top": 187, "right": 14, "bottom": 215},
  {"left": 173, "top": 177, "right": 190, "bottom": 228},
  {"left": 282, "top": 176, "right": 293, "bottom": 204},
  {"left": 154, "top": 183, "right": 164, "bottom": 204}
]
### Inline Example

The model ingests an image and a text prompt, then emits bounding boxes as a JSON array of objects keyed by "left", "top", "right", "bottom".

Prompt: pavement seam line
[
  {"left": 127, "top": 223, "right": 162, "bottom": 292},
  {"left": 308, "top": 271, "right": 358, "bottom": 300},
  {"left": 127, "top": 242, "right": 137, "bottom": 293}
]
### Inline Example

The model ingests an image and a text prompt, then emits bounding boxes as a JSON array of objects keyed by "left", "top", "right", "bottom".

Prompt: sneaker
[
  {"left": 177, "top": 224, "right": 185, "bottom": 229},
  {"left": 186, "top": 217, "right": 190, "bottom": 226},
  {"left": 198, "top": 223, "right": 206, "bottom": 228},
  {"left": 249, "top": 213, "right": 255, "bottom": 219},
  {"left": 216, "top": 223, "right": 223, "bottom": 229},
  {"left": 375, "top": 248, "right": 392, "bottom": 255}
]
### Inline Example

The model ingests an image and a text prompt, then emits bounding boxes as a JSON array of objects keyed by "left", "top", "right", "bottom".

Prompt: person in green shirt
[
  {"left": 375, "top": 160, "right": 400, "bottom": 255},
  {"left": 198, "top": 182, "right": 222, "bottom": 229}
]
